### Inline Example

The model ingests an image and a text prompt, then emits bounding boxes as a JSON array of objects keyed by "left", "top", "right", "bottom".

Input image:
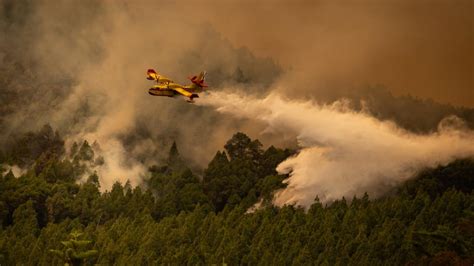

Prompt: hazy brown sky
[{"left": 174, "top": 0, "right": 473, "bottom": 107}]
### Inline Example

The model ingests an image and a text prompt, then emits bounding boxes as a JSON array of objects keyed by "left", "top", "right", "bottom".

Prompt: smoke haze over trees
[{"left": 1, "top": 0, "right": 473, "bottom": 188}]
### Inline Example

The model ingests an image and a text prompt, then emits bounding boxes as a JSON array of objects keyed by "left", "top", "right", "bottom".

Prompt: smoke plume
[
  {"left": 1, "top": 0, "right": 282, "bottom": 190},
  {"left": 198, "top": 91, "right": 474, "bottom": 207}
]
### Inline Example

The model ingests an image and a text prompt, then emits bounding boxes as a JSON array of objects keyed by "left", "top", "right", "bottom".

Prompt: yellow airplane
[{"left": 146, "top": 69, "right": 208, "bottom": 103}]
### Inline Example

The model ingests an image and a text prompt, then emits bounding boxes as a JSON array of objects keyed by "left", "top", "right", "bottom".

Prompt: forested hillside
[{"left": 0, "top": 126, "right": 472, "bottom": 265}]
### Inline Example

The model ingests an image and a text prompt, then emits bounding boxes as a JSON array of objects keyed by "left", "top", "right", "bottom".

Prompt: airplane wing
[
  {"left": 172, "top": 87, "right": 193, "bottom": 98},
  {"left": 158, "top": 75, "right": 174, "bottom": 83},
  {"left": 147, "top": 69, "right": 174, "bottom": 83}
]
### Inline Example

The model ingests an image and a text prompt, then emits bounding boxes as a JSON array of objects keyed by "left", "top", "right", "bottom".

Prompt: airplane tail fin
[
  {"left": 188, "top": 71, "right": 208, "bottom": 88},
  {"left": 147, "top": 69, "right": 159, "bottom": 81}
]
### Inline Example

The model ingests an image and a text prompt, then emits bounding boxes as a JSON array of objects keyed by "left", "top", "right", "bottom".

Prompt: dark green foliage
[
  {"left": 203, "top": 132, "right": 291, "bottom": 211},
  {"left": 146, "top": 142, "right": 210, "bottom": 218},
  {"left": 5, "top": 124, "right": 65, "bottom": 167},
  {"left": 148, "top": 167, "right": 211, "bottom": 218},
  {"left": 401, "top": 158, "right": 474, "bottom": 198},
  {"left": 224, "top": 132, "right": 263, "bottom": 161},
  {"left": 0, "top": 129, "right": 473, "bottom": 264},
  {"left": 74, "top": 141, "right": 94, "bottom": 162}
]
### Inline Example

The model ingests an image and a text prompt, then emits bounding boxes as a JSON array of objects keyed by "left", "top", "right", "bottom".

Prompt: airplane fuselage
[
  {"left": 148, "top": 82, "right": 203, "bottom": 97},
  {"left": 148, "top": 83, "right": 182, "bottom": 97}
]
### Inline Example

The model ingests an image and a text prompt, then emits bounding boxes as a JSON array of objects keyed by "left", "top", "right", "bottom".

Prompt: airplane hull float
[{"left": 148, "top": 88, "right": 176, "bottom": 97}]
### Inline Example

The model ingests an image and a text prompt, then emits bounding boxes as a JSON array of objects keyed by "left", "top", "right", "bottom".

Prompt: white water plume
[{"left": 198, "top": 91, "right": 474, "bottom": 207}]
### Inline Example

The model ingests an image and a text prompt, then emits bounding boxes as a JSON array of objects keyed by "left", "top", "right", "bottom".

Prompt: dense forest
[{"left": 0, "top": 126, "right": 472, "bottom": 265}]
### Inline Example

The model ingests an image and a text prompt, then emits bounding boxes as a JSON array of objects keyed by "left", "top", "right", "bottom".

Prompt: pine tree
[{"left": 49, "top": 230, "right": 98, "bottom": 266}]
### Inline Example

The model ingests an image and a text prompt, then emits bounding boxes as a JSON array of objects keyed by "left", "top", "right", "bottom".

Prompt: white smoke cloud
[
  {"left": 197, "top": 90, "right": 474, "bottom": 207},
  {"left": 92, "top": 139, "right": 146, "bottom": 191},
  {"left": 68, "top": 136, "right": 146, "bottom": 192},
  {"left": 1, "top": 164, "right": 27, "bottom": 178}
]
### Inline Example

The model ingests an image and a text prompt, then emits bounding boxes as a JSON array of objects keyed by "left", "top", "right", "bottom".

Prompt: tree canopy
[{"left": 0, "top": 128, "right": 472, "bottom": 264}]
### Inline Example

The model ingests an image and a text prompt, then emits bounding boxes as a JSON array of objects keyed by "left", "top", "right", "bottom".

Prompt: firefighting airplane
[{"left": 146, "top": 69, "right": 208, "bottom": 103}]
